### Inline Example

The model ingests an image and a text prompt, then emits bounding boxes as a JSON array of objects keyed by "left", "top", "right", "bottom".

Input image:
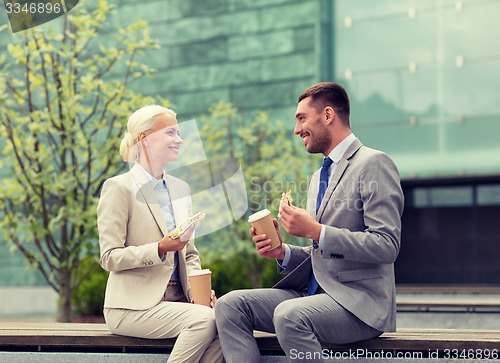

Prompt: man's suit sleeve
[
  {"left": 321, "top": 152, "right": 404, "bottom": 264},
  {"left": 98, "top": 178, "right": 164, "bottom": 272},
  {"left": 278, "top": 244, "right": 311, "bottom": 273}
]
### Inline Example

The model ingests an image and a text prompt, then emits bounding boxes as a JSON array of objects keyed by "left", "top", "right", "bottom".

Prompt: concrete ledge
[
  {"left": 1, "top": 322, "right": 500, "bottom": 357},
  {"left": 397, "top": 299, "right": 500, "bottom": 312},
  {"left": 396, "top": 285, "right": 500, "bottom": 294}
]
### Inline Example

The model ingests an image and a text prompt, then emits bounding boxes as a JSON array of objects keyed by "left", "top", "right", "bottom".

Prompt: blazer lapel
[
  {"left": 130, "top": 163, "right": 168, "bottom": 236},
  {"left": 316, "top": 138, "right": 363, "bottom": 220}
]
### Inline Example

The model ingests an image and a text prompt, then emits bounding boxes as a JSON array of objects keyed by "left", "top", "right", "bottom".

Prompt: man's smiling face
[{"left": 294, "top": 96, "right": 332, "bottom": 155}]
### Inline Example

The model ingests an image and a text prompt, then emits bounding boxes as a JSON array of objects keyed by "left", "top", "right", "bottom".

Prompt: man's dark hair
[{"left": 298, "top": 82, "right": 350, "bottom": 127}]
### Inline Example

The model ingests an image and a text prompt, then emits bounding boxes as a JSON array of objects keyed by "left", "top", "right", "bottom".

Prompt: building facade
[{"left": 1, "top": 0, "right": 500, "bottom": 315}]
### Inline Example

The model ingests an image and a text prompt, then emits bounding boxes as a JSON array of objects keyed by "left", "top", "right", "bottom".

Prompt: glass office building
[
  {"left": 332, "top": 1, "right": 500, "bottom": 284},
  {"left": 335, "top": 0, "right": 500, "bottom": 178},
  {"left": 1, "top": 0, "right": 499, "bottom": 302}
]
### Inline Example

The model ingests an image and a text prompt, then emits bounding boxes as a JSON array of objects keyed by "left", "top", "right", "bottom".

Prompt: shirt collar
[
  {"left": 327, "top": 133, "right": 356, "bottom": 164},
  {"left": 136, "top": 162, "right": 166, "bottom": 189}
]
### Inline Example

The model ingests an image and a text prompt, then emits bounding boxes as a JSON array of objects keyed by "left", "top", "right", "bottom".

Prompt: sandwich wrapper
[{"left": 168, "top": 212, "right": 205, "bottom": 239}]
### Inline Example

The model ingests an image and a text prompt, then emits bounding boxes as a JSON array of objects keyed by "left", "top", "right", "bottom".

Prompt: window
[
  {"left": 477, "top": 184, "right": 500, "bottom": 206},
  {"left": 411, "top": 186, "right": 473, "bottom": 207}
]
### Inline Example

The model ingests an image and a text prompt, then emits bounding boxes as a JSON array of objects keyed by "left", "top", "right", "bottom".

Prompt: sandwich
[
  {"left": 168, "top": 212, "right": 206, "bottom": 239},
  {"left": 277, "top": 190, "right": 293, "bottom": 218}
]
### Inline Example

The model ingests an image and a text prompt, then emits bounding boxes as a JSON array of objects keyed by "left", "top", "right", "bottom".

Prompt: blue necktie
[{"left": 307, "top": 157, "right": 333, "bottom": 295}]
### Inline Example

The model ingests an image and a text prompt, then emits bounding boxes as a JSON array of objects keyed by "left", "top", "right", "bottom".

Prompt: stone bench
[{"left": 1, "top": 322, "right": 500, "bottom": 362}]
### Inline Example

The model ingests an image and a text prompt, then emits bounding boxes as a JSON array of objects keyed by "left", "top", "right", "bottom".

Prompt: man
[{"left": 215, "top": 82, "right": 404, "bottom": 362}]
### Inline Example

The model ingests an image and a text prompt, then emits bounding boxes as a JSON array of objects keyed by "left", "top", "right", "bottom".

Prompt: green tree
[
  {"left": 196, "top": 101, "right": 314, "bottom": 289},
  {"left": 71, "top": 257, "right": 108, "bottom": 319},
  {"left": 0, "top": 0, "right": 162, "bottom": 322}
]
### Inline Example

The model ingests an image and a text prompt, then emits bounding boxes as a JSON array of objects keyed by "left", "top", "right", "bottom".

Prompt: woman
[{"left": 97, "top": 105, "right": 223, "bottom": 363}]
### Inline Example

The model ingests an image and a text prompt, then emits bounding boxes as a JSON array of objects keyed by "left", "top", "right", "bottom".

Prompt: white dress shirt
[
  {"left": 280, "top": 133, "right": 356, "bottom": 267},
  {"left": 138, "top": 163, "right": 180, "bottom": 281}
]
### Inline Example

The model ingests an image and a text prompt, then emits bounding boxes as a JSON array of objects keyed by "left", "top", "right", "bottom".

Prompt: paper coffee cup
[
  {"left": 248, "top": 209, "right": 281, "bottom": 250},
  {"left": 188, "top": 269, "right": 212, "bottom": 307}
]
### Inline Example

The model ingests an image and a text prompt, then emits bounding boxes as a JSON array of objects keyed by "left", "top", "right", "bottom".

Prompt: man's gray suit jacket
[{"left": 274, "top": 138, "right": 404, "bottom": 332}]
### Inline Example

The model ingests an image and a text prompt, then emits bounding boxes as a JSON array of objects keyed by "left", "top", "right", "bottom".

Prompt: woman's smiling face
[{"left": 143, "top": 115, "right": 183, "bottom": 164}]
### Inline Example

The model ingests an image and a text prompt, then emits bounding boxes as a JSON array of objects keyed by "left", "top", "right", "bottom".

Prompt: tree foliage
[
  {"left": 196, "top": 101, "right": 314, "bottom": 289},
  {"left": 0, "top": 0, "right": 162, "bottom": 321}
]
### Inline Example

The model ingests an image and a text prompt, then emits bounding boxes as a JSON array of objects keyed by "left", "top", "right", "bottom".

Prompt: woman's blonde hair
[{"left": 119, "top": 105, "right": 177, "bottom": 162}]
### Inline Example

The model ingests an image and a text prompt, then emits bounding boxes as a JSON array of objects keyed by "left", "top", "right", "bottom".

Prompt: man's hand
[
  {"left": 278, "top": 203, "right": 322, "bottom": 240},
  {"left": 249, "top": 218, "right": 285, "bottom": 260}
]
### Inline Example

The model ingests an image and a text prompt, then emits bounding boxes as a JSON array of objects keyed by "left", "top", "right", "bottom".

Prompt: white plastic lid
[
  {"left": 188, "top": 269, "right": 211, "bottom": 276},
  {"left": 248, "top": 209, "right": 271, "bottom": 223}
]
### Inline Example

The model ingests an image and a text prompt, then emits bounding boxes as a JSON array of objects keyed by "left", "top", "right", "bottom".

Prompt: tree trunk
[{"left": 58, "top": 269, "right": 73, "bottom": 322}]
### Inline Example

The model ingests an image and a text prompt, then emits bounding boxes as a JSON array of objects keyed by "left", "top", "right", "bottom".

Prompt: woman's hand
[
  {"left": 158, "top": 235, "right": 188, "bottom": 254},
  {"left": 190, "top": 290, "right": 217, "bottom": 308},
  {"left": 210, "top": 290, "right": 217, "bottom": 308}
]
